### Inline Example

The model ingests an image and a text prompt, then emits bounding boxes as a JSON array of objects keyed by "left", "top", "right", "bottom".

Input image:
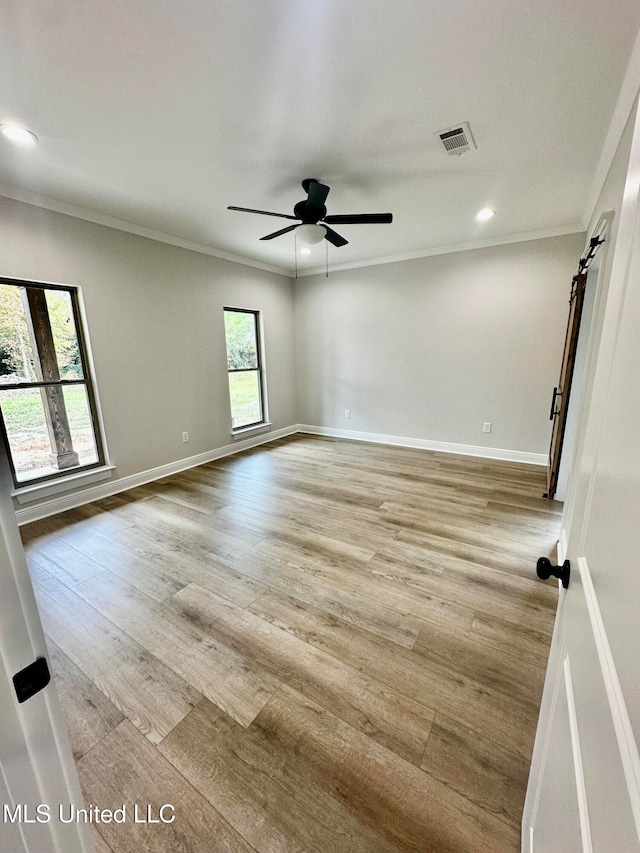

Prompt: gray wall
[
  {"left": 1, "top": 193, "right": 588, "bottom": 518},
  {"left": 294, "top": 233, "right": 585, "bottom": 455},
  {"left": 0, "top": 197, "right": 297, "bottom": 497}
]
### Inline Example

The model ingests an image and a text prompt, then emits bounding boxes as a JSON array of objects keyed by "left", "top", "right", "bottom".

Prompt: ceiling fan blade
[
  {"left": 306, "top": 181, "right": 330, "bottom": 208},
  {"left": 228, "top": 206, "right": 298, "bottom": 220},
  {"left": 323, "top": 213, "right": 393, "bottom": 224},
  {"left": 260, "top": 224, "right": 299, "bottom": 241},
  {"left": 324, "top": 226, "right": 349, "bottom": 247}
]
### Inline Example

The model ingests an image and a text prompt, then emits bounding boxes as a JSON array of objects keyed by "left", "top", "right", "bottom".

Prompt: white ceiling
[{"left": 1, "top": 0, "right": 639, "bottom": 275}]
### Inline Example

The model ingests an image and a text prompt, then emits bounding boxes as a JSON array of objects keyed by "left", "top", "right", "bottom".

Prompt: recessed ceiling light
[
  {"left": 299, "top": 247, "right": 313, "bottom": 255},
  {"left": 0, "top": 124, "right": 38, "bottom": 145},
  {"left": 476, "top": 208, "right": 495, "bottom": 222}
]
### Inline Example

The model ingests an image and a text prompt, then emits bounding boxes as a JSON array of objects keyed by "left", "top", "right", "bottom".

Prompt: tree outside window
[{"left": 0, "top": 279, "right": 105, "bottom": 486}]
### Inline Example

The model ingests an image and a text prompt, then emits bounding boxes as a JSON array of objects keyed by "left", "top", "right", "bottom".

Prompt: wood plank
[
  {"left": 365, "top": 554, "right": 556, "bottom": 631},
  {"left": 161, "top": 685, "right": 519, "bottom": 853},
  {"left": 20, "top": 501, "right": 132, "bottom": 548},
  {"left": 74, "top": 571, "right": 280, "bottom": 727},
  {"left": 34, "top": 576, "right": 200, "bottom": 744},
  {"left": 33, "top": 504, "right": 278, "bottom": 616},
  {"left": 89, "top": 827, "right": 113, "bottom": 853},
  {"left": 25, "top": 537, "right": 106, "bottom": 588},
  {"left": 412, "top": 618, "right": 547, "bottom": 707},
  {"left": 52, "top": 526, "right": 185, "bottom": 602},
  {"left": 469, "top": 611, "right": 554, "bottom": 668},
  {"left": 381, "top": 500, "right": 559, "bottom": 545},
  {"left": 46, "top": 638, "right": 124, "bottom": 760},
  {"left": 159, "top": 695, "right": 401, "bottom": 853},
  {"left": 24, "top": 435, "right": 559, "bottom": 851},
  {"left": 214, "top": 492, "right": 401, "bottom": 552},
  {"left": 63, "top": 523, "right": 261, "bottom": 606},
  {"left": 394, "top": 526, "right": 547, "bottom": 578},
  {"left": 147, "top": 479, "right": 229, "bottom": 514},
  {"left": 78, "top": 719, "right": 254, "bottom": 852},
  {"left": 24, "top": 552, "right": 52, "bottom": 585},
  {"left": 254, "top": 526, "right": 376, "bottom": 569},
  {"left": 421, "top": 713, "right": 529, "bottom": 830},
  {"left": 248, "top": 588, "right": 539, "bottom": 760},
  {"left": 164, "top": 582, "right": 434, "bottom": 765},
  {"left": 248, "top": 540, "right": 477, "bottom": 636},
  {"left": 203, "top": 539, "right": 425, "bottom": 648},
  {"left": 265, "top": 684, "right": 521, "bottom": 852},
  {"left": 20, "top": 512, "right": 71, "bottom": 547}
]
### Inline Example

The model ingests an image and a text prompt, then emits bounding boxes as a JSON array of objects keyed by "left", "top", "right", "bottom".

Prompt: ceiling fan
[{"left": 228, "top": 178, "right": 393, "bottom": 247}]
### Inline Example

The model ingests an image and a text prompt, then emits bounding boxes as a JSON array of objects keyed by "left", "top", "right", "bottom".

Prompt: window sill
[
  {"left": 231, "top": 422, "right": 272, "bottom": 441},
  {"left": 11, "top": 465, "right": 116, "bottom": 505}
]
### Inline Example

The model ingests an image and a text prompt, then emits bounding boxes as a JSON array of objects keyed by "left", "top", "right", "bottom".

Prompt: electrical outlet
[
  {"left": 182, "top": 431, "right": 190, "bottom": 443},
  {"left": 344, "top": 409, "right": 351, "bottom": 419},
  {"left": 483, "top": 422, "right": 492, "bottom": 433}
]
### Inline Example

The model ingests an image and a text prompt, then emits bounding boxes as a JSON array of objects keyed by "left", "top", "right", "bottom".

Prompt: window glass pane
[
  {"left": 0, "top": 285, "right": 37, "bottom": 385},
  {"left": 0, "top": 388, "right": 51, "bottom": 479},
  {"left": 63, "top": 384, "right": 99, "bottom": 466},
  {"left": 228, "top": 371, "right": 262, "bottom": 428},
  {"left": 224, "top": 310, "right": 258, "bottom": 370},
  {"left": 45, "top": 289, "right": 84, "bottom": 380},
  {"left": 0, "top": 384, "right": 98, "bottom": 483}
]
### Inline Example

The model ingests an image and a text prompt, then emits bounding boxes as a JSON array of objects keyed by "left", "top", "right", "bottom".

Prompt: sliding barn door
[{"left": 545, "top": 271, "right": 587, "bottom": 499}]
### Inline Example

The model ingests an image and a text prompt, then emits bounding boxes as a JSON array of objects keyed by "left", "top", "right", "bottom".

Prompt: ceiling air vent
[{"left": 436, "top": 122, "right": 476, "bottom": 156}]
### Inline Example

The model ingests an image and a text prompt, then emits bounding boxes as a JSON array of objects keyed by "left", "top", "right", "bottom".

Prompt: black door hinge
[{"left": 13, "top": 657, "right": 51, "bottom": 703}]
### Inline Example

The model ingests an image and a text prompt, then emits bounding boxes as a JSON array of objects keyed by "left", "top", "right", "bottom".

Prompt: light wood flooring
[{"left": 21, "top": 435, "right": 561, "bottom": 852}]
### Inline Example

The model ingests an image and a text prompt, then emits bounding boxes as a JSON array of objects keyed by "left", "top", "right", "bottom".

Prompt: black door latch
[
  {"left": 537, "top": 557, "right": 570, "bottom": 589},
  {"left": 13, "top": 657, "right": 51, "bottom": 703}
]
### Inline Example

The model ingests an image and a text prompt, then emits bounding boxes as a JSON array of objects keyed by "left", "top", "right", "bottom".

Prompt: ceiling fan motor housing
[{"left": 294, "top": 198, "right": 326, "bottom": 223}]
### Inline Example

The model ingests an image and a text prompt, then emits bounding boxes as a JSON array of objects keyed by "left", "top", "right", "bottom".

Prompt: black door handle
[
  {"left": 537, "top": 557, "right": 570, "bottom": 589},
  {"left": 549, "top": 386, "right": 562, "bottom": 420}
]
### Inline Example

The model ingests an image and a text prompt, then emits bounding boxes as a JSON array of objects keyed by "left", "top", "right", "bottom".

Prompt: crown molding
[
  {"left": 0, "top": 182, "right": 291, "bottom": 278},
  {"left": 0, "top": 181, "right": 585, "bottom": 280},
  {"left": 582, "top": 27, "right": 640, "bottom": 230},
  {"left": 295, "top": 224, "right": 585, "bottom": 278}
]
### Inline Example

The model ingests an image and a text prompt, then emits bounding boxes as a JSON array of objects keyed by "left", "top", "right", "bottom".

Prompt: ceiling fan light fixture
[
  {"left": 296, "top": 223, "right": 326, "bottom": 244},
  {"left": 0, "top": 124, "right": 38, "bottom": 145},
  {"left": 476, "top": 208, "right": 495, "bottom": 222}
]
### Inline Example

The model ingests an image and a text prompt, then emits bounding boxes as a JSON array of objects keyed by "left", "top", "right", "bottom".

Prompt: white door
[
  {"left": 523, "top": 99, "right": 640, "bottom": 851},
  {"left": 0, "top": 445, "right": 90, "bottom": 852}
]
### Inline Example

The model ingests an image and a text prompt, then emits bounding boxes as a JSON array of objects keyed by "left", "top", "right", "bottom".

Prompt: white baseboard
[
  {"left": 15, "top": 425, "right": 299, "bottom": 525},
  {"left": 15, "top": 422, "right": 547, "bottom": 525},
  {"left": 297, "top": 424, "right": 547, "bottom": 466}
]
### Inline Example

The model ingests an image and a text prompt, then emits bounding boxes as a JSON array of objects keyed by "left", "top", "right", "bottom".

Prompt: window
[
  {"left": 0, "top": 278, "right": 105, "bottom": 488},
  {"left": 223, "top": 308, "right": 266, "bottom": 431}
]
